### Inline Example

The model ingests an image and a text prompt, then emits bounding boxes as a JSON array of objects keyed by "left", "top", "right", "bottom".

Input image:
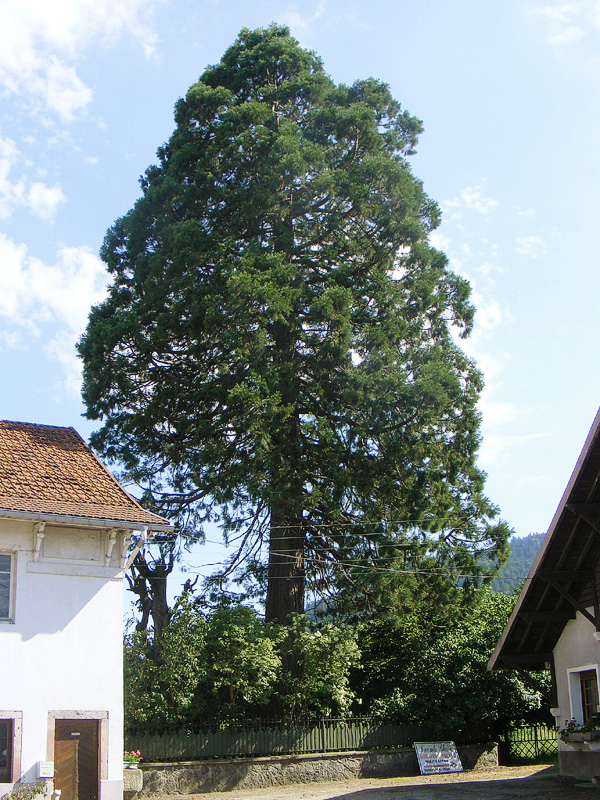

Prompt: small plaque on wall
[{"left": 37, "top": 761, "right": 54, "bottom": 778}]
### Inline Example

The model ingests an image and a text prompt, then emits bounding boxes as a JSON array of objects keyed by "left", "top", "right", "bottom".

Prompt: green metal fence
[
  {"left": 503, "top": 725, "right": 558, "bottom": 765},
  {"left": 125, "top": 718, "right": 429, "bottom": 761}
]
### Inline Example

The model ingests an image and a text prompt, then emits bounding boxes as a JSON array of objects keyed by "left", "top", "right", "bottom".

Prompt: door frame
[{"left": 47, "top": 711, "right": 108, "bottom": 787}]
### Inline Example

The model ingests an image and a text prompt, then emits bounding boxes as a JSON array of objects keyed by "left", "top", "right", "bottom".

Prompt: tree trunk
[
  {"left": 265, "top": 501, "right": 305, "bottom": 624},
  {"left": 264, "top": 501, "right": 305, "bottom": 719},
  {"left": 148, "top": 568, "right": 172, "bottom": 646},
  {"left": 129, "top": 550, "right": 174, "bottom": 651},
  {"left": 265, "top": 316, "right": 304, "bottom": 625}
]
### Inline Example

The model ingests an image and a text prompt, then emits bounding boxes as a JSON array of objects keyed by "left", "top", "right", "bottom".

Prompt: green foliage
[
  {"left": 1, "top": 784, "right": 44, "bottom": 800},
  {"left": 280, "top": 615, "right": 361, "bottom": 719},
  {"left": 354, "top": 591, "right": 549, "bottom": 738},
  {"left": 204, "top": 605, "right": 281, "bottom": 713},
  {"left": 125, "top": 590, "right": 548, "bottom": 737},
  {"left": 124, "top": 593, "right": 361, "bottom": 727},
  {"left": 80, "top": 24, "right": 511, "bottom": 623},
  {"left": 124, "top": 595, "right": 207, "bottom": 727}
]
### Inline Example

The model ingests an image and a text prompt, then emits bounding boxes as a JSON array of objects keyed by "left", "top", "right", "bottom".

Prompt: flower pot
[{"left": 562, "top": 731, "right": 600, "bottom": 742}]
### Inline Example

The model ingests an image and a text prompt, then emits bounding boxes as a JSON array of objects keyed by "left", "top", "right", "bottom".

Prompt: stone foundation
[
  {"left": 124, "top": 766, "right": 144, "bottom": 799},
  {"left": 139, "top": 743, "right": 498, "bottom": 795},
  {"left": 559, "top": 747, "right": 600, "bottom": 780}
]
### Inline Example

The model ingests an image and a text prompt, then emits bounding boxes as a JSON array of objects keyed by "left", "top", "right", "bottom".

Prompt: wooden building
[{"left": 490, "top": 407, "right": 600, "bottom": 779}]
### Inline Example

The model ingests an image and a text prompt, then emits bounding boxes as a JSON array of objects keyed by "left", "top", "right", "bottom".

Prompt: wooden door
[{"left": 54, "top": 720, "right": 99, "bottom": 800}]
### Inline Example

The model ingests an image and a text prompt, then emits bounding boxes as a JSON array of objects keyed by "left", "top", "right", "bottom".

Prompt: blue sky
[{"left": 1, "top": 0, "right": 599, "bottom": 593}]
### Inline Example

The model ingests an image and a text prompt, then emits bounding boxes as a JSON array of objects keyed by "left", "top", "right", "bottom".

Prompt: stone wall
[
  {"left": 139, "top": 743, "right": 498, "bottom": 795},
  {"left": 124, "top": 767, "right": 143, "bottom": 799},
  {"left": 559, "top": 748, "right": 600, "bottom": 780}
]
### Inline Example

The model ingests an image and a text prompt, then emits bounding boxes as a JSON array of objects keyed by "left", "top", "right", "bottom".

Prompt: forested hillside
[{"left": 493, "top": 533, "right": 545, "bottom": 594}]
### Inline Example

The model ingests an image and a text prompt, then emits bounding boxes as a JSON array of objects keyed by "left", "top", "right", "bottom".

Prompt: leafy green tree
[
  {"left": 355, "top": 591, "right": 550, "bottom": 739},
  {"left": 280, "top": 615, "right": 360, "bottom": 719},
  {"left": 124, "top": 594, "right": 360, "bottom": 728},
  {"left": 204, "top": 605, "right": 281, "bottom": 717},
  {"left": 79, "top": 24, "right": 510, "bottom": 625},
  {"left": 124, "top": 594, "right": 207, "bottom": 728}
]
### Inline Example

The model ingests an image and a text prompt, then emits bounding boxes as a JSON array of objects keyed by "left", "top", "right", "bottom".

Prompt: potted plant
[
  {"left": 559, "top": 719, "right": 600, "bottom": 742},
  {"left": 123, "top": 750, "right": 143, "bottom": 769}
]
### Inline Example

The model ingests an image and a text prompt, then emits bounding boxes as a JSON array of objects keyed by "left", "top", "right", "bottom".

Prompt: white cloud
[
  {"left": 40, "top": 57, "right": 93, "bottom": 122},
  {"left": 430, "top": 228, "right": 501, "bottom": 282},
  {"left": 281, "top": 0, "right": 326, "bottom": 35},
  {"left": 515, "top": 234, "right": 547, "bottom": 258},
  {"left": 428, "top": 230, "right": 452, "bottom": 253},
  {"left": 0, "top": 232, "right": 108, "bottom": 393},
  {"left": 478, "top": 429, "right": 548, "bottom": 467},
  {"left": 0, "top": 135, "right": 65, "bottom": 220},
  {"left": 529, "top": 1, "right": 600, "bottom": 47},
  {"left": 27, "top": 182, "right": 66, "bottom": 220},
  {"left": 477, "top": 262, "right": 495, "bottom": 277},
  {"left": 0, "top": 330, "right": 19, "bottom": 351},
  {"left": 44, "top": 330, "right": 85, "bottom": 397},
  {"left": 474, "top": 295, "right": 503, "bottom": 331},
  {"left": 0, "top": 0, "right": 158, "bottom": 122},
  {"left": 444, "top": 185, "right": 499, "bottom": 216}
]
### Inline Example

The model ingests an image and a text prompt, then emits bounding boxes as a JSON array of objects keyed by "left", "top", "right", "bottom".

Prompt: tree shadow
[{"left": 294, "top": 767, "right": 599, "bottom": 800}]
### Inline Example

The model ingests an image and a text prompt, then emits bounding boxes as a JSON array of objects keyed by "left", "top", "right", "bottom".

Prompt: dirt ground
[{"left": 156, "top": 764, "right": 600, "bottom": 800}]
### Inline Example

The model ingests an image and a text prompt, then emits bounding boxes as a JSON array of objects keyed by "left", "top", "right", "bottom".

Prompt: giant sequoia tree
[{"left": 79, "top": 25, "right": 510, "bottom": 624}]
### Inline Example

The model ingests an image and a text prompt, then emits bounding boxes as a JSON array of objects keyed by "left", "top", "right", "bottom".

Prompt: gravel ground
[{"left": 154, "top": 765, "right": 600, "bottom": 800}]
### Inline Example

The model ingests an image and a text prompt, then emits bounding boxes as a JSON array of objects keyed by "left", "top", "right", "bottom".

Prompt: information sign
[{"left": 414, "top": 741, "right": 463, "bottom": 775}]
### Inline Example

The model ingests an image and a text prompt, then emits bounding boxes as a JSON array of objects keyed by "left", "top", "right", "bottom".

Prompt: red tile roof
[{"left": 0, "top": 421, "right": 171, "bottom": 530}]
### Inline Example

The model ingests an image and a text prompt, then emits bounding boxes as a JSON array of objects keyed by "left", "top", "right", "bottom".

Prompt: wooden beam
[
  {"left": 536, "top": 570, "right": 594, "bottom": 582},
  {"left": 567, "top": 503, "right": 600, "bottom": 514},
  {"left": 518, "top": 611, "right": 575, "bottom": 622},
  {"left": 595, "top": 563, "right": 600, "bottom": 633},
  {"left": 500, "top": 653, "right": 554, "bottom": 665},
  {"left": 549, "top": 656, "right": 559, "bottom": 709},
  {"left": 566, "top": 504, "right": 600, "bottom": 536},
  {"left": 544, "top": 578, "right": 597, "bottom": 627}
]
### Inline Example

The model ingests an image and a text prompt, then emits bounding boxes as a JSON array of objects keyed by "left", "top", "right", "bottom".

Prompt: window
[
  {"left": 580, "top": 670, "right": 599, "bottom": 723},
  {"left": 0, "top": 714, "right": 21, "bottom": 783},
  {"left": 568, "top": 665, "right": 600, "bottom": 725},
  {"left": 0, "top": 555, "right": 11, "bottom": 620},
  {"left": 0, "top": 721, "right": 11, "bottom": 781}
]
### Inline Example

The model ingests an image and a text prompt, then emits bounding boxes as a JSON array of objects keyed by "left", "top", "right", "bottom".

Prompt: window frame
[
  {"left": 0, "top": 719, "right": 11, "bottom": 782},
  {"left": 580, "top": 669, "right": 599, "bottom": 723},
  {"left": 0, "top": 713, "right": 22, "bottom": 785},
  {"left": 567, "top": 664, "right": 600, "bottom": 725},
  {"left": 0, "top": 553, "right": 14, "bottom": 624}
]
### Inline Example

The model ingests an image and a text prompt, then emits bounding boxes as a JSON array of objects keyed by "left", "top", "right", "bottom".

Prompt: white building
[
  {"left": 490, "top": 407, "right": 600, "bottom": 780},
  {"left": 0, "top": 421, "right": 172, "bottom": 800}
]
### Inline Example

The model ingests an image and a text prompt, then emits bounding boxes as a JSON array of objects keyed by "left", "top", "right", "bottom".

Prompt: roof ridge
[
  {"left": 0, "top": 419, "right": 79, "bottom": 431},
  {"left": 0, "top": 420, "right": 172, "bottom": 531}
]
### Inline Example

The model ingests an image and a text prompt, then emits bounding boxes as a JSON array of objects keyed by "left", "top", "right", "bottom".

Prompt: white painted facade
[
  {"left": 554, "top": 609, "right": 600, "bottom": 745},
  {"left": 0, "top": 518, "right": 132, "bottom": 800}
]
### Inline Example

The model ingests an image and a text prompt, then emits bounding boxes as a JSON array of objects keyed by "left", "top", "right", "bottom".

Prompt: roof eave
[
  {"left": 489, "top": 406, "right": 600, "bottom": 671},
  {"left": 0, "top": 506, "right": 173, "bottom": 532}
]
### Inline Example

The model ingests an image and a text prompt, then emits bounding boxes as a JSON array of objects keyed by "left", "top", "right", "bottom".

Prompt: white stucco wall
[
  {"left": 553, "top": 609, "right": 600, "bottom": 747},
  {"left": 0, "top": 519, "right": 126, "bottom": 800}
]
